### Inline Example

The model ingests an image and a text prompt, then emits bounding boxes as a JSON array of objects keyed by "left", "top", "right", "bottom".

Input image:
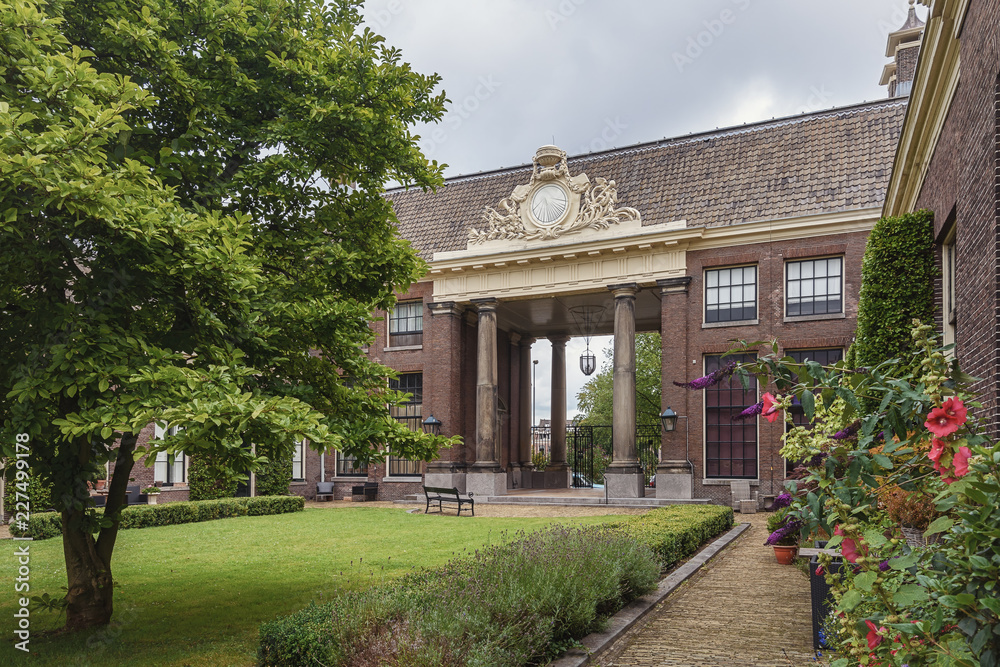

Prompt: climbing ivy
[{"left": 848, "top": 210, "right": 936, "bottom": 369}]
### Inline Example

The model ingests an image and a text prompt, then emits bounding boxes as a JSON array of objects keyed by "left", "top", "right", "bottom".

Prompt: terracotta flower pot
[{"left": 773, "top": 544, "right": 798, "bottom": 565}]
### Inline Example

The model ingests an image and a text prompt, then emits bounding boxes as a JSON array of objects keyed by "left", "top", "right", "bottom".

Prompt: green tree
[
  {"left": 576, "top": 333, "right": 662, "bottom": 427},
  {"left": 0, "top": 0, "right": 454, "bottom": 630},
  {"left": 848, "top": 210, "right": 936, "bottom": 369}
]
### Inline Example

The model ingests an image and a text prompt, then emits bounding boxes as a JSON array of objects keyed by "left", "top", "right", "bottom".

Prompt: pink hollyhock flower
[
  {"left": 761, "top": 392, "right": 779, "bottom": 423},
  {"left": 928, "top": 438, "right": 946, "bottom": 464},
  {"left": 866, "top": 620, "right": 884, "bottom": 649},
  {"left": 835, "top": 525, "right": 861, "bottom": 564},
  {"left": 925, "top": 397, "right": 968, "bottom": 437},
  {"left": 952, "top": 446, "right": 972, "bottom": 478}
]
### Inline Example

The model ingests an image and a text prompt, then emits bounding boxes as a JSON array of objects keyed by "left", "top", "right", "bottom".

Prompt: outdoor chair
[{"left": 730, "top": 480, "right": 757, "bottom": 512}]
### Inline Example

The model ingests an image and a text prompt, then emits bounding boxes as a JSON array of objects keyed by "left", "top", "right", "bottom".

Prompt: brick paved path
[{"left": 598, "top": 513, "right": 824, "bottom": 667}]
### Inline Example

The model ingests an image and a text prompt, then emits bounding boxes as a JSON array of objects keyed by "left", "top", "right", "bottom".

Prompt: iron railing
[{"left": 530, "top": 424, "right": 661, "bottom": 488}]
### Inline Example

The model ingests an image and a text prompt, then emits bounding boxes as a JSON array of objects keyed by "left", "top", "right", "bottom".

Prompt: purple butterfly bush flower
[
  {"left": 764, "top": 519, "right": 802, "bottom": 546},
  {"left": 878, "top": 560, "right": 891, "bottom": 572},
  {"left": 832, "top": 421, "right": 862, "bottom": 441},
  {"left": 732, "top": 401, "right": 763, "bottom": 422},
  {"left": 772, "top": 492, "right": 792, "bottom": 509},
  {"left": 674, "top": 360, "right": 738, "bottom": 390}
]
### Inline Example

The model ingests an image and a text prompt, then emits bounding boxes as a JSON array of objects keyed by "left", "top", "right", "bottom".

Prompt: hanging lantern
[{"left": 569, "top": 305, "right": 606, "bottom": 378}]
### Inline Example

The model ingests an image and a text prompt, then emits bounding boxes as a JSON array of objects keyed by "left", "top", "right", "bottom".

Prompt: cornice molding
[
  {"left": 426, "top": 208, "right": 879, "bottom": 304},
  {"left": 883, "top": 0, "right": 962, "bottom": 216}
]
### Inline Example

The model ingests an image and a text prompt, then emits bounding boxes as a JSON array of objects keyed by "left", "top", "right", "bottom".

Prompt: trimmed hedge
[
  {"left": 258, "top": 504, "right": 734, "bottom": 667},
  {"left": 9, "top": 495, "right": 304, "bottom": 539},
  {"left": 616, "top": 504, "right": 734, "bottom": 569},
  {"left": 187, "top": 457, "right": 239, "bottom": 501},
  {"left": 849, "top": 209, "right": 936, "bottom": 370},
  {"left": 254, "top": 456, "right": 292, "bottom": 497}
]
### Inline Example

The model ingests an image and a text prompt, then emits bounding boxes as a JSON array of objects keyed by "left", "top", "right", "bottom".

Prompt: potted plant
[
  {"left": 764, "top": 496, "right": 801, "bottom": 564},
  {"left": 878, "top": 485, "right": 940, "bottom": 548},
  {"left": 142, "top": 486, "right": 161, "bottom": 505}
]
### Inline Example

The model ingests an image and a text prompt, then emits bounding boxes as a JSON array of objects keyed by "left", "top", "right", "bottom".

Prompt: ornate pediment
[{"left": 467, "top": 146, "right": 641, "bottom": 246}]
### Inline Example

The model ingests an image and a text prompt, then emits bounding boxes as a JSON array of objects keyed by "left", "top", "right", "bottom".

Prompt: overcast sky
[{"left": 362, "top": 0, "right": 926, "bottom": 423}]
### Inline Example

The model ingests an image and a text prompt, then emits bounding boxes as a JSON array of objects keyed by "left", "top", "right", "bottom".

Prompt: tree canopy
[
  {"left": 576, "top": 333, "right": 663, "bottom": 427},
  {"left": 1, "top": 0, "right": 453, "bottom": 630}
]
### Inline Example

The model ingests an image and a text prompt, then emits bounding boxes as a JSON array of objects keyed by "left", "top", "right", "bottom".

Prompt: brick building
[
  {"left": 81, "top": 4, "right": 931, "bottom": 510},
  {"left": 883, "top": 0, "right": 1000, "bottom": 434},
  {"left": 354, "top": 84, "right": 906, "bottom": 505}
]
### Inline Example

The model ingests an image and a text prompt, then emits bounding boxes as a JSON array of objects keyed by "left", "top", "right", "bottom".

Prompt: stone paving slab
[{"left": 594, "top": 513, "right": 826, "bottom": 667}]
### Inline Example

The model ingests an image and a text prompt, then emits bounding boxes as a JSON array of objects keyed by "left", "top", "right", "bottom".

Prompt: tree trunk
[{"left": 62, "top": 433, "right": 138, "bottom": 631}]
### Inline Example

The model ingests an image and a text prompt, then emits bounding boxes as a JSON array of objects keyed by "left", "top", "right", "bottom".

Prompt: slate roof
[{"left": 387, "top": 98, "right": 907, "bottom": 259}]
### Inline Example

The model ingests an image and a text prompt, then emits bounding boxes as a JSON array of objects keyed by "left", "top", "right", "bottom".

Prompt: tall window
[
  {"left": 389, "top": 301, "right": 423, "bottom": 346},
  {"left": 704, "top": 354, "right": 757, "bottom": 479},
  {"left": 291, "top": 441, "right": 305, "bottom": 481},
  {"left": 942, "top": 233, "right": 956, "bottom": 351},
  {"left": 786, "top": 257, "right": 843, "bottom": 317},
  {"left": 153, "top": 425, "right": 186, "bottom": 485},
  {"left": 388, "top": 373, "right": 422, "bottom": 476},
  {"left": 785, "top": 349, "right": 843, "bottom": 475},
  {"left": 705, "top": 265, "right": 757, "bottom": 323},
  {"left": 335, "top": 453, "right": 368, "bottom": 477}
]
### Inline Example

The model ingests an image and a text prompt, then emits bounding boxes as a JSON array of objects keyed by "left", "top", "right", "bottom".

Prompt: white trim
[
  {"left": 701, "top": 319, "right": 758, "bottom": 329},
  {"left": 383, "top": 345, "right": 423, "bottom": 352},
  {"left": 382, "top": 476, "right": 423, "bottom": 483},
  {"left": 428, "top": 210, "right": 880, "bottom": 304}
]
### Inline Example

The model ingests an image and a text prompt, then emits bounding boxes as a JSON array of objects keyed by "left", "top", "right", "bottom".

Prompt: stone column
[
  {"left": 546, "top": 335, "right": 571, "bottom": 488},
  {"left": 424, "top": 302, "right": 469, "bottom": 492},
  {"left": 467, "top": 298, "right": 506, "bottom": 497},
  {"left": 518, "top": 336, "right": 536, "bottom": 488},
  {"left": 656, "top": 277, "right": 695, "bottom": 499},
  {"left": 606, "top": 283, "right": 644, "bottom": 498}
]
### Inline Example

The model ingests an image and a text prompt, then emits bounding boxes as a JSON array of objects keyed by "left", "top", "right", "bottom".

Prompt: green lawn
[{"left": 0, "top": 506, "right": 622, "bottom": 666}]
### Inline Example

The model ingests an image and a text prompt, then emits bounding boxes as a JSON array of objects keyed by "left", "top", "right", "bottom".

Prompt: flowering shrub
[
  {"left": 679, "top": 323, "right": 1000, "bottom": 666},
  {"left": 258, "top": 507, "right": 733, "bottom": 666}
]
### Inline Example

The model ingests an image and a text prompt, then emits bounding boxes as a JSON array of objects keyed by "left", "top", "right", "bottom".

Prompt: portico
[{"left": 422, "top": 146, "right": 693, "bottom": 499}]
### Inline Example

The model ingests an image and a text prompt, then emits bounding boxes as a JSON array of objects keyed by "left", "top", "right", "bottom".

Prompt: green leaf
[
  {"left": 924, "top": 516, "right": 954, "bottom": 537},
  {"left": 800, "top": 389, "right": 815, "bottom": 421},
  {"left": 888, "top": 553, "right": 920, "bottom": 570},
  {"left": 840, "top": 589, "right": 863, "bottom": 611},
  {"left": 979, "top": 597, "right": 1000, "bottom": 616},
  {"left": 872, "top": 453, "right": 894, "bottom": 470},
  {"left": 101, "top": 426, "right": 113, "bottom": 440},
  {"left": 99, "top": 378, "right": 110, "bottom": 393},
  {"left": 862, "top": 529, "right": 887, "bottom": 548},
  {"left": 854, "top": 570, "right": 877, "bottom": 592},
  {"left": 893, "top": 584, "right": 929, "bottom": 606}
]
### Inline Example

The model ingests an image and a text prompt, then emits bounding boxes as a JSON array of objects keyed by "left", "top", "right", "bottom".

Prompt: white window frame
[
  {"left": 153, "top": 424, "right": 187, "bottom": 486},
  {"left": 942, "top": 229, "right": 956, "bottom": 354},
  {"left": 291, "top": 440, "right": 305, "bottom": 481},
  {"left": 704, "top": 264, "right": 758, "bottom": 326},
  {"left": 784, "top": 256, "right": 845, "bottom": 319}
]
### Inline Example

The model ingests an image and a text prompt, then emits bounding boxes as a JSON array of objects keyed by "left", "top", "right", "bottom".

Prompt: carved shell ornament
[{"left": 467, "top": 146, "right": 640, "bottom": 245}]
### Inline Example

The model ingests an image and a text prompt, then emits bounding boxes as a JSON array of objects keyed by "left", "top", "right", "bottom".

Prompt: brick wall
[
  {"left": 672, "top": 232, "right": 868, "bottom": 504},
  {"left": 915, "top": 0, "right": 1000, "bottom": 433}
]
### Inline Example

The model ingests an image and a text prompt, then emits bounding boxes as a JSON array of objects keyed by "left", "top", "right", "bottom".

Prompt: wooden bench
[
  {"left": 423, "top": 486, "right": 474, "bottom": 516},
  {"left": 351, "top": 482, "right": 378, "bottom": 502}
]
